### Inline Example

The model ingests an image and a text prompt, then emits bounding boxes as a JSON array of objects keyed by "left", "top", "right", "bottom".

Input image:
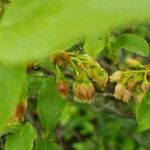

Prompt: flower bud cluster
[
  {"left": 53, "top": 51, "right": 108, "bottom": 103},
  {"left": 53, "top": 51, "right": 70, "bottom": 68},
  {"left": 110, "top": 57, "right": 150, "bottom": 103}
]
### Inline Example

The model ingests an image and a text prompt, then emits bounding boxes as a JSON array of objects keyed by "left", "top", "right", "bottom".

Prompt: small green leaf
[
  {"left": 37, "top": 78, "right": 65, "bottom": 134},
  {"left": 115, "top": 33, "right": 149, "bottom": 56},
  {"left": 6, "top": 123, "right": 37, "bottom": 150},
  {"left": 84, "top": 35, "right": 105, "bottom": 59},
  {"left": 35, "top": 138, "right": 59, "bottom": 150},
  {"left": 0, "top": 64, "right": 25, "bottom": 132},
  {"left": 136, "top": 88, "right": 150, "bottom": 131}
]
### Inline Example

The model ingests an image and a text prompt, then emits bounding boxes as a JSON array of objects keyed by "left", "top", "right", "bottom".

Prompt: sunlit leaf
[
  {"left": 115, "top": 33, "right": 149, "bottom": 56},
  {"left": 6, "top": 123, "right": 37, "bottom": 150},
  {"left": 0, "top": 0, "right": 150, "bottom": 62},
  {"left": 37, "top": 78, "right": 65, "bottom": 134},
  {"left": 136, "top": 88, "right": 150, "bottom": 131},
  {"left": 84, "top": 35, "right": 105, "bottom": 58}
]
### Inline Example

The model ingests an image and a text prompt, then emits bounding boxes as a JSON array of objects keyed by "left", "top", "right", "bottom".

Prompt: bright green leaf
[
  {"left": 37, "top": 78, "right": 65, "bottom": 134},
  {"left": 1, "top": 0, "right": 150, "bottom": 62},
  {"left": 115, "top": 33, "right": 149, "bottom": 56},
  {"left": 84, "top": 35, "right": 105, "bottom": 59},
  {"left": 6, "top": 123, "right": 37, "bottom": 150},
  {"left": 136, "top": 88, "right": 150, "bottom": 131},
  {"left": 0, "top": 64, "right": 25, "bottom": 132}
]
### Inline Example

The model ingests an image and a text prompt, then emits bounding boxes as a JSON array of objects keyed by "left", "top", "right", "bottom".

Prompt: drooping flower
[
  {"left": 110, "top": 71, "right": 122, "bottom": 82},
  {"left": 73, "top": 81, "right": 95, "bottom": 103},
  {"left": 114, "top": 83, "right": 125, "bottom": 99},
  {"left": 122, "top": 88, "right": 132, "bottom": 102}
]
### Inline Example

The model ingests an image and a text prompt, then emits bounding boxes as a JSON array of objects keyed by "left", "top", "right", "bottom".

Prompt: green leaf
[
  {"left": 6, "top": 123, "right": 37, "bottom": 150},
  {"left": 115, "top": 33, "right": 149, "bottom": 56},
  {"left": 37, "top": 78, "right": 65, "bottom": 134},
  {"left": 35, "top": 138, "right": 59, "bottom": 150},
  {"left": 136, "top": 88, "right": 150, "bottom": 131},
  {"left": 84, "top": 35, "right": 105, "bottom": 59},
  {"left": 0, "top": 64, "right": 25, "bottom": 132},
  {"left": 1, "top": 0, "right": 150, "bottom": 62}
]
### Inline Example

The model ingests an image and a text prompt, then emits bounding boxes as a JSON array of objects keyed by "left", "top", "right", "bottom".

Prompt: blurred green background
[{"left": 58, "top": 99, "right": 150, "bottom": 150}]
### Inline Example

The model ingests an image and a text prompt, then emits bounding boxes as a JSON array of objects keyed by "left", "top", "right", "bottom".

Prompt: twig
[{"left": 30, "top": 65, "right": 55, "bottom": 76}]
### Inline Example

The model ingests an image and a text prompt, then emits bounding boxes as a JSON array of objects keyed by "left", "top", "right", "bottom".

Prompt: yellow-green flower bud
[
  {"left": 86, "top": 66, "right": 108, "bottom": 90},
  {"left": 110, "top": 71, "right": 122, "bottom": 82},
  {"left": 96, "top": 71, "right": 108, "bottom": 90},
  {"left": 125, "top": 57, "right": 144, "bottom": 69}
]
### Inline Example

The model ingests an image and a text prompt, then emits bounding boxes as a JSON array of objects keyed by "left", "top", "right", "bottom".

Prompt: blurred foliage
[
  {"left": 0, "top": 0, "right": 150, "bottom": 63},
  {"left": 59, "top": 99, "right": 150, "bottom": 150}
]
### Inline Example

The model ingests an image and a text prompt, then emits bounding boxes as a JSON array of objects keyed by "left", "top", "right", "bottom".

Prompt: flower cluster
[
  {"left": 53, "top": 51, "right": 108, "bottom": 103},
  {"left": 110, "top": 57, "right": 150, "bottom": 102}
]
